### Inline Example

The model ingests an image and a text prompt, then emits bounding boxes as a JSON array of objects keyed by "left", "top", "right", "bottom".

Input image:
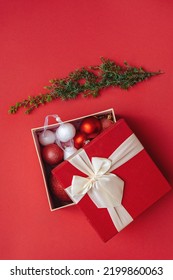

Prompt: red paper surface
[
  {"left": 0, "top": 0, "right": 173, "bottom": 259},
  {"left": 52, "top": 120, "right": 171, "bottom": 241}
]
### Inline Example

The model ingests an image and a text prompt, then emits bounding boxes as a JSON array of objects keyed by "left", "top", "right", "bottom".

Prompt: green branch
[{"left": 8, "top": 57, "right": 162, "bottom": 114}]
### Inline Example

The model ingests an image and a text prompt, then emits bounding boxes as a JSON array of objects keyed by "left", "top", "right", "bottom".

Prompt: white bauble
[
  {"left": 63, "top": 146, "right": 77, "bottom": 160},
  {"left": 55, "top": 123, "right": 76, "bottom": 142},
  {"left": 39, "top": 130, "right": 56, "bottom": 146}
]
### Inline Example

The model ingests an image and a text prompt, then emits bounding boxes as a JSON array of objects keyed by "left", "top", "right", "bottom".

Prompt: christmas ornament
[
  {"left": 38, "top": 130, "right": 56, "bottom": 146},
  {"left": 9, "top": 57, "right": 162, "bottom": 114},
  {"left": 80, "top": 116, "right": 102, "bottom": 139},
  {"left": 55, "top": 123, "right": 76, "bottom": 142},
  {"left": 74, "top": 131, "right": 87, "bottom": 149},
  {"left": 42, "top": 143, "right": 63, "bottom": 165},
  {"left": 100, "top": 117, "right": 113, "bottom": 130},
  {"left": 60, "top": 139, "right": 78, "bottom": 159},
  {"left": 50, "top": 175, "right": 72, "bottom": 203},
  {"left": 64, "top": 146, "right": 77, "bottom": 160}
]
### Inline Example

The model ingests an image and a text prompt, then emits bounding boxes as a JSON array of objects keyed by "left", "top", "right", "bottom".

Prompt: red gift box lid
[{"left": 51, "top": 119, "right": 171, "bottom": 241}]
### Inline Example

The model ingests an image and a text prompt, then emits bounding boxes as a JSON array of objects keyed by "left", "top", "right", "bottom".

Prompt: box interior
[{"left": 31, "top": 109, "right": 116, "bottom": 210}]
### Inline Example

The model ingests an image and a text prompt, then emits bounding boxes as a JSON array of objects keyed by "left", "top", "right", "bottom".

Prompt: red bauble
[
  {"left": 42, "top": 144, "right": 63, "bottom": 165},
  {"left": 100, "top": 117, "right": 113, "bottom": 130},
  {"left": 50, "top": 175, "right": 72, "bottom": 203},
  {"left": 80, "top": 116, "right": 102, "bottom": 139},
  {"left": 74, "top": 131, "right": 87, "bottom": 149}
]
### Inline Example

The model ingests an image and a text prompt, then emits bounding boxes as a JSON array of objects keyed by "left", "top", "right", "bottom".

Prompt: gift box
[
  {"left": 51, "top": 119, "right": 171, "bottom": 242},
  {"left": 31, "top": 108, "right": 116, "bottom": 211}
]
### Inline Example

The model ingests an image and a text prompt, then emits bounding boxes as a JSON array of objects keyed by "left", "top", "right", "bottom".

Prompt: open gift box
[
  {"left": 51, "top": 118, "right": 171, "bottom": 242},
  {"left": 31, "top": 108, "right": 116, "bottom": 211},
  {"left": 32, "top": 109, "right": 171, "bottom": 242}
]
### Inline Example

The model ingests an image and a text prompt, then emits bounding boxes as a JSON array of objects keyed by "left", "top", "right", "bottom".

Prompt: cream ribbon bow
[{"left": 65, "top": 133, "right": 144, "bottom": 232}]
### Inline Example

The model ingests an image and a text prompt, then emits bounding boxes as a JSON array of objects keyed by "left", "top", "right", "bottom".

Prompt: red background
[{"left": 0, "top": 0, "right": 173, "bottom": 259}]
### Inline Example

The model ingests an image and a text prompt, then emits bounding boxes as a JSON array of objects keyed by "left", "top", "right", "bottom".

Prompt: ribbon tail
[{"left": 107, "top": 205, "right": 133, "bottom": 232}]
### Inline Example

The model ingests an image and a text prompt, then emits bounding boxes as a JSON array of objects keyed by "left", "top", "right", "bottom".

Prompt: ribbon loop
[{"left": 91, "top": 157, "right": 112, "bottom": 175}]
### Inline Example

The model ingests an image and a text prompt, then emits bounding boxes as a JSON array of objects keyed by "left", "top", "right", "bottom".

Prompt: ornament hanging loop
[{"left": 43, "top": 114, "right": 63, "bottom": 136}]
